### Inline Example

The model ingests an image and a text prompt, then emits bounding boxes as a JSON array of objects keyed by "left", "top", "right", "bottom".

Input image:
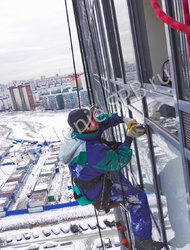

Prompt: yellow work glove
[
  {"left": 123, "top": 117, "right": 138, "bottom": 129},
  {"left": 127, "top": 123, "right": 146, "bottom": 138}
]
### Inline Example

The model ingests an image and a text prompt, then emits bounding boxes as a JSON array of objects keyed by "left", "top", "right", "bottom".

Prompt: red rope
[
  {"left": 150, "top": 0, "right": 190, "bottom": 55},
  {"left": 182, "top": 0, "right": 190, "bottom": 55}
]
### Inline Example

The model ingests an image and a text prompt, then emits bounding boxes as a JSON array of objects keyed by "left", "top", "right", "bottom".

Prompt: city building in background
[
  {"left": 0, "top": 73, "right": 89, "bottom": 111},
  {"left": 8, "top": 84, "right": 35, "bottom": 111}
]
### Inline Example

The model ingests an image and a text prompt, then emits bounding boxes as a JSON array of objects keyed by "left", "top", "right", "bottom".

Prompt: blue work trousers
[{"left": 111, "top": 172, "right": 152, "bottom": 240}]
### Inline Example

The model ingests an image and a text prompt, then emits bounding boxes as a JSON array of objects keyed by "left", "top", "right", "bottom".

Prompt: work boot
[{"left": 135, "top": 238, "right": 164, "bottom": 250}]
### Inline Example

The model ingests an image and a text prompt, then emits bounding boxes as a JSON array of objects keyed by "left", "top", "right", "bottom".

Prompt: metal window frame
[{"left": 163, "top": 0, "right": 190, "bottom": 207}]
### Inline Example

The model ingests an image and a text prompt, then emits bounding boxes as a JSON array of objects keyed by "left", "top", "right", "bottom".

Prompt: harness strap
[
  {"left": 72, "top": 140, "right": 122, "bottom": 211},
  {"left": 74, "top": 174, "right": 104, "bottom": 189},
  {"left": 99, "top": 173, "right": 113, "bottom": 213},
  {"left": 73, "top": 173, "right": 114, "bottom": 213}
]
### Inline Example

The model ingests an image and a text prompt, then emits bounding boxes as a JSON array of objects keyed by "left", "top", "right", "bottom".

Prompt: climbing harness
[
  {"left": 150, "top": 0, "right": 190, "bottom": 55},
  {"left": 72, "top": 173, "right": 114, "bottom": 212}
]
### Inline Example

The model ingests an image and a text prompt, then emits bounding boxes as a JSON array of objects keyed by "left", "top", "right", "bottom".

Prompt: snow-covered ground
[
  {"left": 0, "top": 111, "right": 119, "bottom": 250},
  {"left": 0, "top": 111, "right": 73, "bottom": 211},
  {"left": 0, "top": 110, "right": 70, "bottom": 142}
]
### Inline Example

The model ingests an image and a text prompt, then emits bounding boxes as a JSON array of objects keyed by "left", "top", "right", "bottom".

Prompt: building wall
[
  {"left": 13, "top": 88, "right": 23, "bottom": 110},
  {"left": 8, "top": 85, "right": 35, "bottom": 111},
  {"left": 72, "top": 0, "right": 190, "bottom": 247},
  {"left": 0, "top": 97, "right": 10, "bottom": 111}
]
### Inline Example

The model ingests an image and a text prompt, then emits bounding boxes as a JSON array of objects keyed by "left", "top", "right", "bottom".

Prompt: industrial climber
[{"left": 59, "top": 108, "right": 164, "bottom": 250}]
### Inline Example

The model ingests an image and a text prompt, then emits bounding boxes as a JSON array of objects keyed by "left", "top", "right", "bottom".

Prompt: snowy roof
[
  {"left": 44, "top": 158, "right": 58, "bottom": 165},
  {"left": 40, "top": 164, "right": 55, "bottom": 176},
  {"left": 41, "top": 164, "right": 55, "bottom": 170},
  {"left": 7, "top": 171, "right": 24, "bottom": 182},
  {"left": 47, "top": 155, "right": 58, "bottom": 161},
  {"left": 36, "top": 176, "right": 52, "bottom": 184},
  {"left": 0, "top": 197, "right": 9, "bottom": 206},
  {"left": 28, "top": 191, "right": 47, "bottom": 207},
  {"left": 0, "top": 183, "right": 17, "bottom": 195},
  {"left": 39, "top": 170, "right": 54, "bottom": 177},
  {"left": 17, "top": 158, "right": 31, "bottom": 166},
  {"left": 34, "top": 183, "right": 50, "bottom": 192},
  {"left": 34, "top": 176, "right": 52, "bottom": 192},
  {"left": 29, "top": 191, "right": 47, "bottom": 201},
  {"left": 4, "top": 181, "right": 19, "bottom": 186}
]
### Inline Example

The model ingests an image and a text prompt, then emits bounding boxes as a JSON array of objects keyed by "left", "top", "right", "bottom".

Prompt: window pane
[
  {"left": 146, "top": 90, "right": 177, "bottom": 137},
  {"left": 136, "top": 135, "right": 161, "bottom": 240},
  {"left": 152, "top": 133, "right": 190, "bottom": 248},
  {"left": 173, "top": 0, "right": 190, "bottom": 101},
  {"left": 113, "top": 1, "right": 138, "bottom": 81}
]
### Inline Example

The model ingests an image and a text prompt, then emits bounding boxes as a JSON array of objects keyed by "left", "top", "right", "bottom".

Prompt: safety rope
[
  {"left": 64, "top": 0, "right": 81, "bottom": 108},
  {"left": 150, "top": 0, "right": 190, "bottom": 55},
  {"left": 71, "top": 0, "right": 95, "bottom": 105},
  {"left": 94, "top": 208, "right": 105, "bottom": 250},
  {"left": 182, "top": 0, "right": 190, "bottom": 55},
  {"left": 82, "top": 0, "right": 109, "bottom": 114}
]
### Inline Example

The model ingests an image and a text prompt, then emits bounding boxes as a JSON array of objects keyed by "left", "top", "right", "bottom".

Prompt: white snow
[{"left": 0, "top": 111, "right": 118, "bottom": 250}]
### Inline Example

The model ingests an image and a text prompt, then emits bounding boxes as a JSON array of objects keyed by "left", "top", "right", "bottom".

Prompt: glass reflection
[
  {"left": 146, "top": 91, "right": 177, "bottom": 137},
  {"left": 152, "top": 133, "right": 190, "bottom": 248},
  {"left": 136, "top": 135, "right": 161, "bottom": 240},
  {"left": 173, "top": 0, "right": 190, "bottom": 101},
  {"left": 113, "top": 0, "right": 138, "bottom": 82}
]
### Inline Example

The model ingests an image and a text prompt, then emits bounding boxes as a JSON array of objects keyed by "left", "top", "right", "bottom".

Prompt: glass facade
[
  {"left": 152, "top": 133, "right": 190, "bottom": 248},
  {"left": 72, "top": 0, "right": 190, "bottom": 248},
  {"left": 136, "top": 135, "right": 161, "bottom": 240},
  {"left": 114, "top": 0, "right": 137, "bottom": 72},
  {"left": 146, "top": 91, "right": 177, "bottom": 137},
  {"left": 173, "top": 0, "right": 190, "bottom": 101}
]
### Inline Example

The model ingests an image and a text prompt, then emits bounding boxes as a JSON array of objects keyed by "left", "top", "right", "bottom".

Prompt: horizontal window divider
[
  {"left": 144, "top": 117, "right": 179, "bottom": 149},
  {"left": 178, "top": 100, "right": 190, "bottom": 114},
  {"left": 141, "top": 87, "right": 174, "bottom": 98},
  {"left": 184, "top": 148, "right": 190, "bottom": 161}
]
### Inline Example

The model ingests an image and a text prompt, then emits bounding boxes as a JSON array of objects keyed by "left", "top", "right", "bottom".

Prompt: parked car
[
  {"left": 16, "top": 234, "right": 22, "bottom": 241},
  {"left": 103, "top": 219, "right": 115, "bottom": 228},
  {"left": 88, "top": 222, "right": 97, "bottom": 230},
  {"left": 42, "top": 229, "right": 51, "bottom": 237},
  {"left": 113, "top": 236, "right": 120, "bottom": 247},
  {"left": 104, "top": 238, "right": 112, "bottom": 248},
  {"left": 32, "top": 232, "right": 39, "bottom": 239},
  {"left": 51, "top": 228, "right": 60, "bottom": 235},
  {"left": 43, "top": 241, "right": 58, "bottom": 248},
  {"left": 60, "top": 241, "right": 72, "bottom": 247},
  {"left": 27, "top": 244, "right": 40, "bottom": 250},
  {"left": 23, "top": 233, "right": 31, "bottom": 240},
  {"left": 60, "top": 226, "right": 70, "bottom": 234},
  {"left": 70, "top": 224, "right": 80, "bottom": 233},
  {"left": 6, "top": 235, "right": 12, "bottom": 243},
  {"left": 97, "top": 222, "right": 106, "bottom": 230},
  {"left": 27, "top": 191, "right": 32, "bottom": 198},
  {"left": 79, "top": 222, "right": 88, "bottom": 231},
  {"left": 95, "top": 238, "right": 104, "bottom": 250}
]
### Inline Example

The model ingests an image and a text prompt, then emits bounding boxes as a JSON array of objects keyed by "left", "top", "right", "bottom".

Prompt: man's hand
[
  {"left": 127, "top": 124, "right": 145, "bottom": 138},
  {"left": 123, "top": 118, "right": 138, "bottom": 129}
]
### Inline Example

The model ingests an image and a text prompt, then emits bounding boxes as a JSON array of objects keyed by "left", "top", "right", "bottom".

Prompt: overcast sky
[{"left": 0, "top": 0, "right": 83, "bottom": 84}]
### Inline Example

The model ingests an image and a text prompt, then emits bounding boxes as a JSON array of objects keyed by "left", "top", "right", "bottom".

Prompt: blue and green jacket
[{"left": 59, "top": 113, "right": 133, "bottom": 202}]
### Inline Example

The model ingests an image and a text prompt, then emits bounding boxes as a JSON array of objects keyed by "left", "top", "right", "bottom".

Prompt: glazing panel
[
  {"left": 152, "top": 133, "right": 190, "bottom": 248},
  {"left": 173, "top": 0, "right": 190, "bottom": 101},
  {"left": 146, "top": 91, "right": 177, "bottom": 137},
  {"left": 136, "top": 135, "right": 161, "bottom": 241},
  {"left": 113, "top": 0, "right": 139, "bottom": 104}
]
